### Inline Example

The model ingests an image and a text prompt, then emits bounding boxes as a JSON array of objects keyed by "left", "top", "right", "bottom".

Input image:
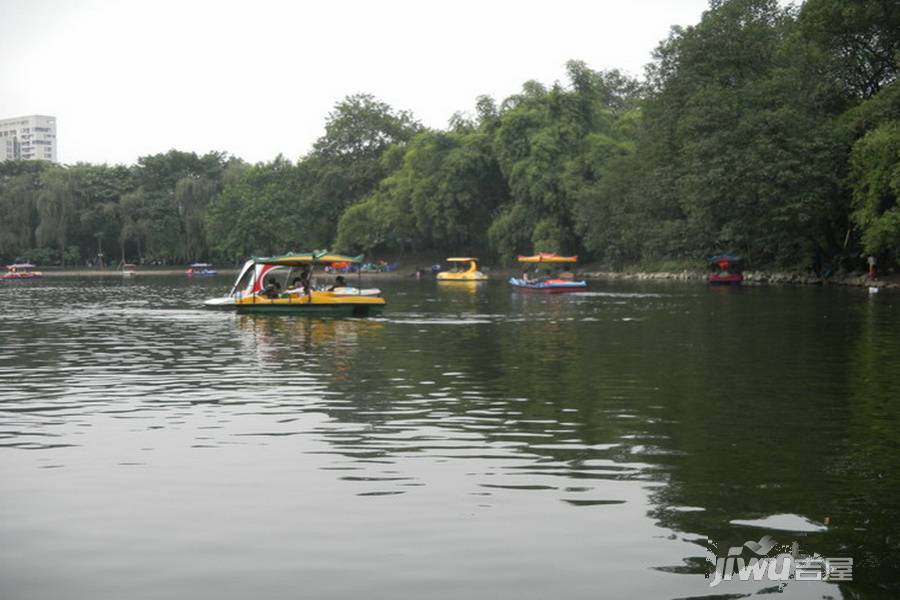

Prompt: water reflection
[{"left": 0, "top": 277, "right": 897, "bottom": 599}]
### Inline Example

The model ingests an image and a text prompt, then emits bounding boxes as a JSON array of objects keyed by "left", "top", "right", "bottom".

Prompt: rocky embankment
[{"left": 581, "top": 269, "right": 897, "bottom": 289}]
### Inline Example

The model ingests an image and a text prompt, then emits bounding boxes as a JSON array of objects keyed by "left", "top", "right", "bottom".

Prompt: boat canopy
[
  {"left": 190, "top": 262, "right": 213, "bottom": 268},
  {"left": 446, "top": 257, "right": 478, "bottom": 262},
  {"left": 252, "top": 251, "right": 364, "bottom": 266},
  {"left": 517, "top": 253, "right": 577, "bottom": 263},
  {"left": 226, "top": 251, "right": 366, "bottom": 298},
  {"left": 709, "top": 255, "right": 743, "bottom": 275},
  {"left": 709, "top": 254, "right": 742, "bottom": 264},
  {"left": 7, "top": 263, "right": 36, "bottom": 269}
]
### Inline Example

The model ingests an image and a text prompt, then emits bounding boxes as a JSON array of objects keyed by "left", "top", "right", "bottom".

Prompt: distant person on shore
[{"left": 868, "top": 255, "right": 877, "bottom": 280}]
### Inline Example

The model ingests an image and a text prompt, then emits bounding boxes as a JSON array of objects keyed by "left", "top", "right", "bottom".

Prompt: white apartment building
[{"left": 0, "top": 115, "right": 57, "bottom": 162}]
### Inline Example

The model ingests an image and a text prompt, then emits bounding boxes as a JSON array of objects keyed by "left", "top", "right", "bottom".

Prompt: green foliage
[
  {"left": 205, "top": 156, "right": 307, "bottom": 259},
  {"left": 849, "top": 120, "right": 900, "bottom": 260},
  {"left": 798, "top": 0, "right": 900, "bottom": 100},
  {"left": 35, "top": 168, "right": 76, "bottom": 257},
  {"left": 175, "top": 175, "right": 216, "bottom": 261},
  {"left": 0, "top": 170, "right": 40, "bottom": 259},
  {"left": 313, "top": 94, "right": 420, "bottom": 161},
  {"left": 1, "top": 2, "right": 897, "bottom": 271},
  {"left": 490, "top": 62, "right": 640, "bottom": 259},
  {"left": 334, "top": 197, "right": 405, "bottom": 255},
  {"left": 574, "top": 0, "right": 876, "bottom": 268},
  {"left": 295, "top": 94, "right": 424, "bottom": 248},
  {"left": 336, "top": 129, "right": 508, "bottom": 254},
  {"left": 487, "top": 203, "right": 535, "bottom": 260}
]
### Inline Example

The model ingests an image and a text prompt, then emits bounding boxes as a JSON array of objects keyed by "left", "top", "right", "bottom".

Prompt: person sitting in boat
[
  {"left": 287, "top": 275, "right": 311, "bottom": 296},
  {"left": 328, "top": 275, "right": 347, "bottom": 291},
  {"left": 261, "top": 280, "right": 281, "bottom": 299},
  {"left": 300, "top": 269, "right": 313, "bottom": 292}
]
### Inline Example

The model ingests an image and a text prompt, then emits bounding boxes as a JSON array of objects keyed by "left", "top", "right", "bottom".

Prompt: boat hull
[
  {"left": 331, "top": 287, "right": 381, "bottom": 296},
  {"left": 509, "top": 277, "right": 587, "bottom": 292},
  {"left": 203, "top": 296, "right": 236, "bottom": 309},
  {"left": 234, "top": 291, "right": 385, "bottom": 317},
  {"left": 708, "top": 274, "right": 743, "bottom": 285},
  {"left": 437, "top": 272, "right": 488, "bottom": 281},
  {"left": 1, "top": 273, "right": 41, "bottom": 280},
  {"left": 236, "top": 303, "right": 384, "bottom": 317}
]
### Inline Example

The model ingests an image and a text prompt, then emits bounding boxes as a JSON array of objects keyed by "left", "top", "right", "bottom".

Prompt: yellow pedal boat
[
  {"left": 436, "top": 257, "right": 488, "bottom": 281},
  {"left": 224, "top": 251, "right": 386, "bottom": 316}
]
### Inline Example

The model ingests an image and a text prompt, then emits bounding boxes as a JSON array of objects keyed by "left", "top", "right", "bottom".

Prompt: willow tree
[
  {"left": 0, "top": 172, "right": 40, "bottom": 260},
  {"left": 35, "top": 169, "right": 77, "bottom": 262},
  {"left": 175, "top": 176, "right": 216, "bottom": 261}
]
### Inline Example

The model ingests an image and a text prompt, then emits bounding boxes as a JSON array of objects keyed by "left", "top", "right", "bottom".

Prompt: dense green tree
[
  {"left": 35, "top": 169, "right": 77, "bottom": 260},
  {"left": 336, "top": 128, "right": 508, "bottom": 254},
  {"left": 2, "top": 0, "right": 898, "bottom": 272},
  {"left": 848, "top": 119, "right": 900, "bottom": 261},
  {"left": 175, "top": 175, "right": 216, "bottom": 261},
  {"left": 0, "top": 175, "right": 38, "bottom": 260},
  {"left": 577, "top": 0, "right": 855, "bottom": 268},
  {"left": 334, "top": 196, "right": 410, "bottom": 255},
  {"left": 491, "top": 61, "right": 640, "bottom": 259},
  {"left": 798, "top": 0, "right": 899, "bottom": 101},
  {"left": 0, "top": 161, "right": 47, "bottom": 260},
  {"left": 118, "top": 189, "right": 149, "bottom": 263},
  {"left": 205, "top": 156, "right": 310, "bottom": 259},
  {"left": 67, "top": 164, "right": 134, "bottom": 263},
  {"left": 300, "top": 94, "right": 423, "bottom": 246},
  {"left": 133, "top": 150, "right": 229, "bottom": 263}
]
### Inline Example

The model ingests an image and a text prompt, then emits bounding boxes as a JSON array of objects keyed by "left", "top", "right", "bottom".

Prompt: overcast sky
[{"left": 1, "top": 0, "right": 711, "bottom": 165}]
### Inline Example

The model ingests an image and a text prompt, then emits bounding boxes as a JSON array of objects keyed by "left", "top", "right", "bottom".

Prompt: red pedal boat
[
  {"left": 708, "top": 255, "right": 744, "bottom": 285},
  {"left": 2, "top": 263, "right": 42, "bottom": 280}
]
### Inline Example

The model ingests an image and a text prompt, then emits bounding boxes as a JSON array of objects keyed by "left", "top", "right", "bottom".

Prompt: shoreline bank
[
  {"left": 26, "top": 267, "right": 898, "bottom": 289},
  {"left": 580, "top": 269, "right": 898, "bottom": 289}
]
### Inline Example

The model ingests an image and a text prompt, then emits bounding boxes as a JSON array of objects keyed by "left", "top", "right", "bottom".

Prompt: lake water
[{"left": 1, "top": 276, "right": 898, "bottom": 599}]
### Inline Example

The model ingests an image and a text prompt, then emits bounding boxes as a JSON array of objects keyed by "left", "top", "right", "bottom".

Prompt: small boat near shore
[
  {"left": 204, "top": 251, "right": 386, "bottom": 316},
  {"left": 436, "top": 257, "right": 488, "bottom": 282},
  {"left": 186, "top": 263, "right": 217, "bottom": 276},
  {"left": 121, "top": 263, "right": 137, "bottom": 278},
  {"left": 508, "top": 278, "right": 588, "bottom": 292},
  {"left": 509, "top": 253, "right": 587, "bottom": 292},
  {"left": 708, "top": 255, "right": 744, "bottom": 285},
  {"left": 2, "top": 263, "right": 42, "bottom": 280},
  {"left": 330, "top": 286, "right": 381, "bottom": 297}
]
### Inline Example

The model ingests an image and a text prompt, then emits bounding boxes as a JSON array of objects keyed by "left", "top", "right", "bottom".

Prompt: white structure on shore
[{"left": 0, "top": 115, "right": 57, "bottom": 162}]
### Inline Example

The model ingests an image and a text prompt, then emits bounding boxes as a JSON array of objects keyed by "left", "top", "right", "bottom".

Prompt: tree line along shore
[{"left": 1, "top": 0, "right": 897, "bottom": 280}]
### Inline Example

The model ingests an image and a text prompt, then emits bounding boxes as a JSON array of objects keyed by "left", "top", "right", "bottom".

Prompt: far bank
[{"left": 30, "top": 263, "right": 898, "bottom": 290}]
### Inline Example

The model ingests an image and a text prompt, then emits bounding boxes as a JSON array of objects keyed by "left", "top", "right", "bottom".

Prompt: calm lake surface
[{"left": 1, "top": 276, "right": 898, "bottom": 599}]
